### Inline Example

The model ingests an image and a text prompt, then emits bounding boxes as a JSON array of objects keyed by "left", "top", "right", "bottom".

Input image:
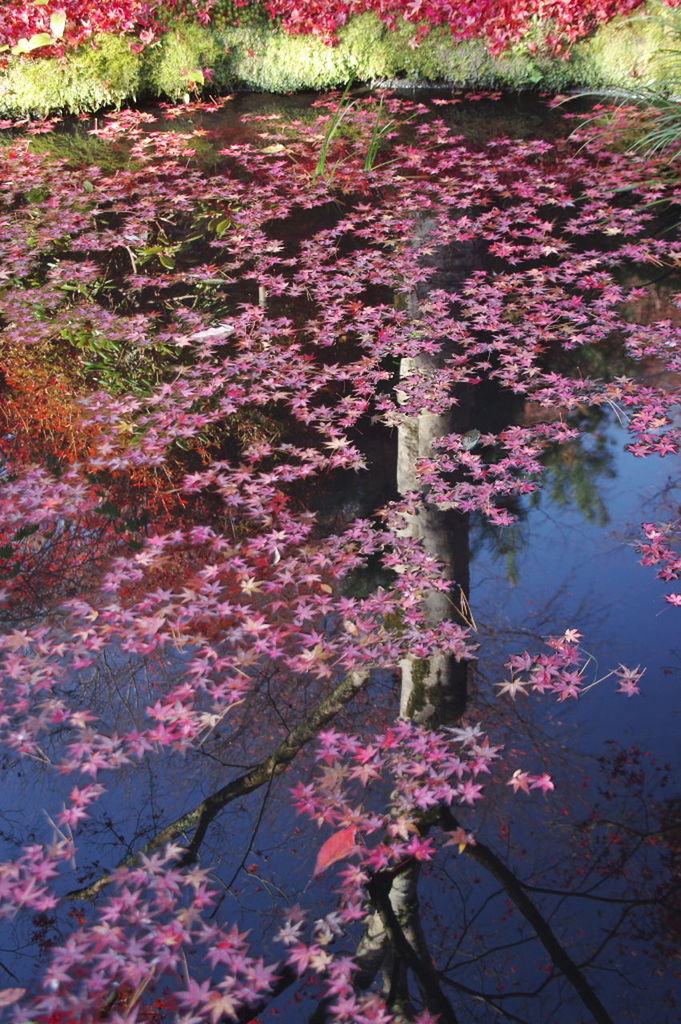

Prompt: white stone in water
[{"left": 187, "top": 323, "right": 235, "bottom": 341}]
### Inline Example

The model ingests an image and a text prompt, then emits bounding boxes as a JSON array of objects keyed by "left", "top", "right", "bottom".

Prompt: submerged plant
[
  {"left": 313, "top": 83, "right": 356, "bottom": 178},
  {"left": 363, "top": 96, "right": 392, "bottom": 170}
]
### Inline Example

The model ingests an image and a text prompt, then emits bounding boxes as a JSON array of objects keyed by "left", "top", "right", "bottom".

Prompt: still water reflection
[{"left": 0, "top": 89, "right": 679, "bottom": 1023}]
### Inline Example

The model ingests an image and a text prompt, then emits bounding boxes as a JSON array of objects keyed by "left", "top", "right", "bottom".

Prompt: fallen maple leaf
[
  {"left": 0, "top": 989, "right": 25, "bottom": 1008},
  {"left": 313, "top": 826, "right": 357, "bottom": 876}
]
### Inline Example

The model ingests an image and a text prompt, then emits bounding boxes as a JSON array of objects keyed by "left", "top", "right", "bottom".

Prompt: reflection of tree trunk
[
  {"left": 396, "top": 231, "right": 481, "bottom": 729},
  {"left": 354, "top": 866, "right": 421, "bottom": 1013},
  {"left": 397, "top": 371, "right": 471, "bottom": 727},
  {"left": 352, "top": 860, "right": 458, "bottom": 1023},
  {"left": 349, "top": 232, "right": 480, "bottom": 1022},
  {"left": 366, "top": 865, "right": 459, "bottom": 1024}
]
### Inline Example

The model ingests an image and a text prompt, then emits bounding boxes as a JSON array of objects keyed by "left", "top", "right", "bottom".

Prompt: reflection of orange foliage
[
  {"left": 0, "top": 345, "right": 197, "bottom": 618},
  {"left": 0, "top": 342, "right": 98, "bottom": 465},
  {"left": 0, "top": 342, "right": 193, "bottom": 518}
]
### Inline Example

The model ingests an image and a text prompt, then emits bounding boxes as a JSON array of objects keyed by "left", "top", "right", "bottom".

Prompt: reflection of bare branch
[
  {"left": 578, "top": 906, "right": 638, "bottom": 971},
  {"left": 440, "top": 808, "right": 615, "bottom": 1024},
  {"left": 439, "top": 975, "right": 534, "bottom": 1024},
  {"left": 69, "top": 669, "right": 369, "bottom": 900},
  {"left": 207, "top": 776, "right": 277, "bottom": 923},
  {"left": 446, "top": 933, "right": 534, "bottom": 972},
  {"left": 520, "top": 882, "right": 666, "bottom": 906},
  {"left": 223, "top": 776, "right": 274, "bottom": 891}
]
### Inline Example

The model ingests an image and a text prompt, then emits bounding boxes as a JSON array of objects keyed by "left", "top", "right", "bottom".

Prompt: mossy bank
[{"left": 0, "top": 5, "right": 676, "bottom": 118}]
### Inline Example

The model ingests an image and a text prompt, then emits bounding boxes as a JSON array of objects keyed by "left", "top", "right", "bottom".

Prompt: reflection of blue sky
[
  {"left": 473, "top": 412, "right": 681, "bottom": 768},
  {"left": 461, "top": 412, "right": 681, "bottom": 1020},
  {"left": 0, "top": 91, "right": 679, "bottom": 1021},
  {"left": 0, "top": 456, "right": 676, "bottom": 1013}
]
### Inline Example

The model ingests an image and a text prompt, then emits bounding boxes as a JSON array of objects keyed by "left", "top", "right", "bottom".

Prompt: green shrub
[
  {"left": 143, "top": 23, "right": 224, "bottom": 100},
  {"left": 0, "top": 34, "right": 142, "bottom": 117},
  {"left": 0, "top": 3, "right": 678, "bottom": 118}
]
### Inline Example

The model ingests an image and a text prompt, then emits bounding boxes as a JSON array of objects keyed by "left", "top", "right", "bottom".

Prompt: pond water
[{"left": 0, "top": 89, "right": 679, "bottom": 1024}]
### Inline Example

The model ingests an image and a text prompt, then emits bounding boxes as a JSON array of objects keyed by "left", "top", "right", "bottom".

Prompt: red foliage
[
  {"left": 0, "top": 0, "right": 229, "bottom": 58},
  {"left": 0, "top": 0, "right": 679, "bottom": 60},
  {"left": 262, "top": 0, "right": 680, "bottom": 53}
]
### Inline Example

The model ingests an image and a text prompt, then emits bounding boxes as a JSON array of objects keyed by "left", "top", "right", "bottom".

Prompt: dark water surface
[{"left": 0, "top": 90, "right": 679, "bottom": 1023}]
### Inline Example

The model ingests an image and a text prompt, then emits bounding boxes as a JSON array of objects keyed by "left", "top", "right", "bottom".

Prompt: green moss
[
  {"left": 399, "top": 26, "right": 498, "bottom": 86},
  {"left": 505, "top": 8, "right": 677, "bottom": 92},
  {"left": 143, "top": 23, "right": 224, "bottom": 100},
  {"left": 383, "top": 610, "right": 405, "bottom": 634},
  {"left": 214, "top": 6, "right": 681, "bottom": 94},
  {"left": 0, "top": 34, "right": 142, "bottom": 117},
  {"left": 339, "top": 13, "right": 410, "bottom": 82},
  {"left": 0, "top": 2, "right": 678, "bottom": 118},
  {"left": 572, "top": 9, "right": 675, "bottom": 88},
  {"left": 217, "top": 14, "right": 559, "bottom": 92},
  {"left": 220, "top": 22, "right": 350, "bottom": 92},
  {"left": 411, "top": 658, "right": 430, "bottom": 688}
]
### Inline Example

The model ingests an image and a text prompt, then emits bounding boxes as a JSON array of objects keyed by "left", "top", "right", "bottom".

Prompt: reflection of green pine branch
[
  {"left": 497, "top": 524, "right": 521, "bottom": 587},
  {"left": 471, "top": 514, "right": 525, "bottom": 587},
  {"left": 543, "top": 422, "right": 615, "bottom": 529},
  {"left": 473, "top": 413, "right": 617, "bottom": 585}
]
